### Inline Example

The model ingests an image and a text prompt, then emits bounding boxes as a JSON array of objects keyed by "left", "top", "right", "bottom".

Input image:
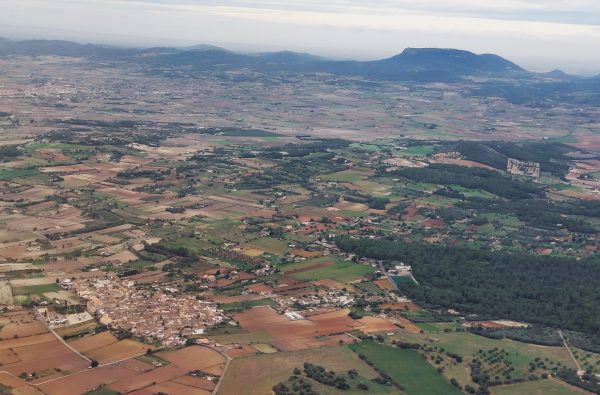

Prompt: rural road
[
  {"left": 379, "top": 262, "right": 399, "bottom": 291},
  {"left": 212, "top": 347, "right": 232, "bottom": 395},
  {"left": 33, "top": 307, "right": 92, "bottom": 363},
  {"left": 558, "top": 330, "right": 583, "bottom": 373}
]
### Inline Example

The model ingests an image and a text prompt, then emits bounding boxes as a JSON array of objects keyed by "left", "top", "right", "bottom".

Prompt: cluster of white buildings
[
  {"left": 288, "top": 290, "right": 354, "bottom": 308},
  {"left": 71, "top": 277, "right": 224, "bottom": 347}
]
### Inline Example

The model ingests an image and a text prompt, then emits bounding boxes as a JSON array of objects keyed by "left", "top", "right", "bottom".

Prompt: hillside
[{"left": 0, "top": 37, "right": 526, "bottom": 82}]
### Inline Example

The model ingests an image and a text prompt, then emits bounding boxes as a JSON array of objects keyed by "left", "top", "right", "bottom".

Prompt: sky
[{"left": 1, "top": 0, "right": 600, "bottom": 74}]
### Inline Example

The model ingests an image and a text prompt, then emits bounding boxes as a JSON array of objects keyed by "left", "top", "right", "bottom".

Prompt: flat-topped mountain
[{"left": 383, "top": 48, "right": 524, "bottom": 73}]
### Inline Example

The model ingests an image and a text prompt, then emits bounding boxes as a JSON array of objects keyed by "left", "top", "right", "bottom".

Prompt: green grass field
[
  {"left": 551, "top": 183, "right": 581, "bottom": 191},
  {"left": 203, "top": 218, "right": 245, "bottom": 240},
  {"left": 83, "top": 387, "right": 121, "bottom": 395},
  {"left": 159, "top": 237, "right": 211, "bottom": 256},
  {"left": 449, "top": 184, "right": 497, "bottom": 199},
  {"left": 12, "top": 283, "right": 60, "bottom": 296},
  {"left": 349, "top": 341, "right": 463, "bottom": 395},
  {"left": 339, "top": 209, "right": 367, "bottom": 218},
  {"left": 415, "top": 323, "right": 440, "bottom": 332},
  {"left": 388, "top": 331, "right": 576, "bottom": 386},
  {"left": 476, "top": 223, "right": 504, "bottom": 236},
  {"left": 396, "top": 145, "right": 434, "bottom": 157},
  {"left": 481, "top": 213, "right": 523, "bottom": 228},
  {"left": 415, "top": 195, "right": 459, "bottom": 208},
  {"left": 321, "top": 169, "right": 367, "bottom": 183},
  {"left": 279, "top": 256, "right": 339, "bottom": 271},
  {"left": 572, "top": 347, "right": 600, "bottom": 374},
  {"left": 354, "top": 281, "right": 382, "bottom": 294},
  {"left": 353, "top": 180, "right": 391, "bottom": 196},
  {"left": 26, "top": 142, "right": 96, "bottom": 152},
  {"left": 291, "top": 260, "right": 375, "bottom": 283},
  {"left": 220, "top": 298, "right": 278, "bottom": 312},
  {"left": 491, "top": 378, "right": 583, "bottom": 395},
  {"left": 0, "top": 167, "right": 38, "bottom": 180},
  {"left": 219, "top": 346, "right": 390, "bottom": 395},
  {"left": 250, "top": 237, "right": 289, "bottom": 255},
  {"left": 392, "top": 275, "right": 415, "bottom": 287},
  {"left": 350, "top": 142, "right": 381, "bottom": 152}
]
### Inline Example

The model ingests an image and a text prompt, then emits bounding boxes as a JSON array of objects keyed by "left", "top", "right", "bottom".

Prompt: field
[
  {"left": 389, "top": 331, "right": 576, "bottom": 387},
  {"left": 290, "top": 260, "right": 375, "bottom": 283},
  {"left": 349, "top": 341, "right": 463, "bottom": 395},
  {"left": 54, "top": 321, "right": 100, "bottom": 338},
  {"left": 11, "top": 283, "right": 60, "bottom": 296},
  {"left": 84, "top": 339, "right": 150, "bottom": 365},
  {"left": 108, "top": 346, "right": 225, "bottom": 394},
  {"left": 248, "top": 237, "right": 289, "bottom": 255},
  {"left": 414, "top": 322, "right": 462, "bottom": 332},
  {"left": 252, "top": 343, "right": 278, "bottom": 354},
  {"left": 0, "top": 281, "right": 13, "bottom": 305},
  {"left": 0, "top": 167, "right": 38, "bottom": 180},
  {"left": 0, "top": 328, "right": 90, "bottom": 387},
  {"left": 491, "top": 378, "right": 589, "bottom": 395},
  {"left": 234, "top": 306, "right": 360, "bottom": 351},
  {"left": 208, "top": 329, "right": 275, "bottom": 345},
  {"left": 396, "top": 145, "right": 434, "bottom": 157},
  {"left": 572, "top": 347, "right": 600, "bottom": 374},
  {"left": 37, "top": 345, "right": 225, "bottom": 395},
  {"left": 69, "top": 332, "right": 119, "bottom": 353},
  {"left": 219, "top": 346, "right": 383, "bottom": 395},
  {"left": 321, "top": 169, "right": 369, "bottom": 183},
  {"left": 0, "top": 40, "right": 599, "bottom": 395},
  {"left": 220, "top": 298, "right": 278, "bottom": 311},
  {"left": 83, "top": 387, "right": 121, "bottom": 395}
]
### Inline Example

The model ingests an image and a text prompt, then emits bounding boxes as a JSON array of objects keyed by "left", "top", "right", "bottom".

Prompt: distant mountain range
[
  {"left": 2, "top": 37, "right": 600, "bottom": 105},
  {"left": 0, "top": 37, "right": 528, "bottom": 83}
]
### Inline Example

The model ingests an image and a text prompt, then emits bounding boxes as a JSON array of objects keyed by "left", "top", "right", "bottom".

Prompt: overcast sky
[{"left": 2, "top": 0, "right": 600, "bottom": 74}]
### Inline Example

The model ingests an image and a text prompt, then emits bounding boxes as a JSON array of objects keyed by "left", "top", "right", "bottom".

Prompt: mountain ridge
[{"left": 0, "top": 36, "right": 558, "bottom": 83}]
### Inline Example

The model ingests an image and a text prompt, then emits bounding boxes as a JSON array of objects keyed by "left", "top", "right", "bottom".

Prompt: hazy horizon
[{"left": 2, "top": 0, "right": 600, "bottom": 75}]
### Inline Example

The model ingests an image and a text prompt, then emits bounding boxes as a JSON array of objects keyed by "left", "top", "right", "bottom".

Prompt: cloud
[{"left": 121, "top": 0, "right": 600, "bottom": 25}]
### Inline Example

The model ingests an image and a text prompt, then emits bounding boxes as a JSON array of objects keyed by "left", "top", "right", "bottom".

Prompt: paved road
[
  {"left": 32, "top": 352, "right": 148, "bottom": 386},
  {"left": 378, "top": 262, "right": 399, "bottom": 291},
  {"left": 212, "top": 347, "right": 232, "bottom": 395}
]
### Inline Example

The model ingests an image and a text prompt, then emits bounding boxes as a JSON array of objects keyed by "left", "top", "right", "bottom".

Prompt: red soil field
[
  {"left": 0, "top": 372, "right": 31, "bottom": 390},
  {"left": 374, "top": 278, "right": 395, "bottom": 290},
  {"left": 0, "top": 333, "right": 56, "bottom": 350},
  {"left": 0, "top": 348, "right": 20, "bottom": 365},
  {"left": 5, "top": 338, "right": 89, "bottom": 376},
  {"left": 355, "top": 316, "right": 398, "bottom": 333},
  {"left": 172, "top": 375, "right": 217, "bottom": 391},
  {"left": 285, "top": 261, "right": 335, "bottom": 274},
  {"left": 0, "top": 321, "right": 47, "bottom": 339},
  {"left": 401, "top": 207, "right": 419, "bottom": 219},
  {"left": 311, "top": 279, "right": 351, "bottom": 290},
  {"left": 84, "top": 339, "right": 150, "bottom": 365},
  {"left": 225, "top": 344, "right": 258, "bottom": 358},
  {"left": 68, "top": 331, "right": 118, "bottom": 353},
  {"left": 109, "top": 346, "right": 225, "bottom": 394},
  {"left": 380, "top": 302, "right": 422, "bottom": 311},
  {"left": 247, "top": 283, "right": 273, "bottom": 293},
  {"left": 128, "top": 380, "right": 211, "bottom": 395},
  {"left": 235, "top": 306, "right": 361, "bottom": 351},
  {"left": 38, "top": 365, "right": 137, "bottom": 395}
]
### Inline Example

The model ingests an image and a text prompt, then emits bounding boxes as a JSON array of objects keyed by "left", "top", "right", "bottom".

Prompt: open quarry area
[{"left": 0, "top": 50, "right": 599, "bottom": 395}]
